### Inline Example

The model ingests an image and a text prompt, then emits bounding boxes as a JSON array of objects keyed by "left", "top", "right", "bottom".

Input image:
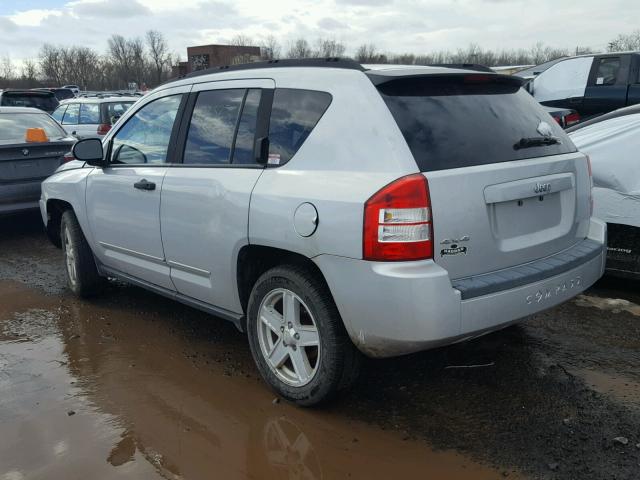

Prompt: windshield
[
  {"left": 0, "top": 112, "right": 68, "bottom": 144},
  {"left": 0, "top": 93, "right": 59, "bottom": 112},
  {"left": 376, "top": 75, "right": 576, "bottom": 172}
]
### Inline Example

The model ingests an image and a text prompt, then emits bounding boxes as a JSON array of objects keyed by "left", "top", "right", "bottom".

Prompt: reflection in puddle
[
  {"left": 575, "top": 294, "right": 640, "bottom": 316},
  {"left": 0, "top": 281, "right": 509, "bottom": 479}
]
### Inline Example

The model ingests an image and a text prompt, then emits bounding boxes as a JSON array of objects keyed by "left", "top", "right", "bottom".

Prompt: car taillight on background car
[
  {"left": 97, "top": 123, "right": 111, "bottom": 135},
  {"left": 62, "top": 152, "right": 75, "bottom": 163},
  {"left": 363, "top": 174, "right": 433, "bottom": 261},
  {"left": 564, "top": 112, "right": 581, "bottom": 127}
]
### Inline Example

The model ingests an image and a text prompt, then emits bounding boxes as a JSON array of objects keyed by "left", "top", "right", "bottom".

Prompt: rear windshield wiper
[{"left": 513, "top": 136, "right": 560, "bottom": 150}]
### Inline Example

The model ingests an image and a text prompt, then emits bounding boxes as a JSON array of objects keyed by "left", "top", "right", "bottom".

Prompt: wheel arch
[
  {"left": 45, "top": 199, "right": 74, "bottom": 248},
  {"left": 236, "top": 245, "right": 332, "bottom": 322}
]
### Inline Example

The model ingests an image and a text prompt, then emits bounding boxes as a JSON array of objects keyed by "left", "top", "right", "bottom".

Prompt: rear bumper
[
  {"left": 0, "top": 181, "right": 42, "bottom": 214},
  {"left": 314, "top": 218, "right": 606, "bottom": 358}
]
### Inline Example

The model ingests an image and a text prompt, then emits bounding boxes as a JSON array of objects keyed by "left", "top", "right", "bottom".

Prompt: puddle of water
[
  {"left": 575, "top": 294, "right": 640, "bottom": 317},
  {"left": 0, "top": 281, "right": 512, "bottom": 480},
  {"left": 572, "top": 368, "right": 640, "bottom": 407}
]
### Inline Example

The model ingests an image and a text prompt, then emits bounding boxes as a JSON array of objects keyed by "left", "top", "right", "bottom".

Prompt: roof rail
[
  {"left": 173, "top": 57, "right": 365, "bottom": 82},
  {"left": 425, "top": 63, "right": 494, "bottom": 73}
]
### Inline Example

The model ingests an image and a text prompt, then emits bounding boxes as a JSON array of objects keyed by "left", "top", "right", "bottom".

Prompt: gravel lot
[{"left": 1, "top": 211, "right": 639, "bottom": 479}]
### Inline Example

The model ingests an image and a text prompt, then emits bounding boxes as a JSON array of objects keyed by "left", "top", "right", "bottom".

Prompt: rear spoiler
[{"left": 366, "top": 71, "right": 525, "bottom": 88}]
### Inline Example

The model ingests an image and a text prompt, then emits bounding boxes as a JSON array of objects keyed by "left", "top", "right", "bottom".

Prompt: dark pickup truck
[{"left": 529, "top": 52, "right": 640, "bottom": 119}]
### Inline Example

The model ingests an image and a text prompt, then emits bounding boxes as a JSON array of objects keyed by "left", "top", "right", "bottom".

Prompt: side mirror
[{"left": 72, "top": 138, "right": 105, "bottom": 167}]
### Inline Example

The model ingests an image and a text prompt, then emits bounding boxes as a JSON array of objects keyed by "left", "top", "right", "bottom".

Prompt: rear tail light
[
  {"left": 97, "top": 123, "right": 111, "bottom": 135},
  {"left": 62, "top": 152, "right": 75, "bottom": 163},
  {"left": 564, "top": 112, "right": 581, "bottom": 127},
  {"left": 363, "top": 174, "right": 433, "bottom": 261}
]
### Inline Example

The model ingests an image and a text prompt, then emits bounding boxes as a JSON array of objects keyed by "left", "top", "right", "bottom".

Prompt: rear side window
[
  {"left": 594, "top": 57, "right": 620, "bottom": 86},
  {"left": 79, "top": 103, "right": 100, "bottom": 124},
  {"left": 377, "top": 76, "right": 576, "bottom": 172},
  {"left": 268, "top": 89, "right": 331, "bottom": 165},
  {"left": 184, "top": 89, "right": 244, "bottom": 165},
  {"left": 103, "top": 102, "right": 134, "bottom": 123}
]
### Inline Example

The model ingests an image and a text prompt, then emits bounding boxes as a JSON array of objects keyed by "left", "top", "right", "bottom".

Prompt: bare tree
[
  {"left": 1, "top": 55, "right": 15, "bottom": 80},
  {"left": 355, "top": 44, "right": 385, "bottom": 63},
  {"left": 608, "top": 31, "right": 640, "bottom": 52},
  {"left": 287, "top": 38, "right": 312, "bottom": 59},
  {"left": 39, "top": 44, "right": 64, "bottom": 85},
  {"left": 314, "top": 38, "right": 346, "bottom": 58},
  {"left": 230, "top": 34, "right": 253, "bottom": 47},
  {"left": 146, "top": 30, "right": 169, "bottom": 85},
  {"left": 21, "top": 59, "right": 38, "bottom": 82},
  {"left": 261, "top": 35, "right": 281, "bottom": 60},
  {"left": 108, "top": 34, "right": 134, "bottom": 88}
]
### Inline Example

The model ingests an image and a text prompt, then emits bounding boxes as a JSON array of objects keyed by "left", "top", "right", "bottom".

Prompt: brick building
[{"left": 172, "top": 44, "right": 262, "bottom": 77}]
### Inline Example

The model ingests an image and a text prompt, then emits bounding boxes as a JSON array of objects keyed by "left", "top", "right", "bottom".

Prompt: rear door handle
[{"left": 134, "top": 179, "right": 156, "bottom": 191}]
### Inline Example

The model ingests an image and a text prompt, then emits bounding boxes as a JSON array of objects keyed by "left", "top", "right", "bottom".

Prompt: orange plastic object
[{"left": 25, "top": 128, "right": 49, "bottom": 143}]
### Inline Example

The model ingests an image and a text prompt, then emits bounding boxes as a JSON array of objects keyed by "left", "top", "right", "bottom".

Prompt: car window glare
[
  {"left": 62, "top": 104, "right": 80, "bottom": 125},
  {"left": 79, "top": 103, "right": 100, "bottom": 124},
  {"left": 268, "top": 89, "right": 332, "bottom": 165},
  {"left": 184, "top": 89, "right": 244, "bottom": 165},
  {"left": 111, "top": 95, "right": 182, "bottom": 165},
  {"left": 0, "top": 112, "right": 67, "bottom": 143}
]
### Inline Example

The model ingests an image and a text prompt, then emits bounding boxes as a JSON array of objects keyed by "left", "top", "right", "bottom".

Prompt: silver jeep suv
[{"left": 40, "top": 59, "right": 606, "bottom": 406}]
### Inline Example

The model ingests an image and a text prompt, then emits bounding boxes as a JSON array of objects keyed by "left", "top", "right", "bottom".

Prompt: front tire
[
  {"left": 60, "top": 210, "right": 104, "bottom": 297},
  {"left": 247, "top": 265, "right": 361, "bottom": 406}
]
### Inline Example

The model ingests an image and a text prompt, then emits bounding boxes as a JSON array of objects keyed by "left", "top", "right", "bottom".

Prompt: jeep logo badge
[
  {"left": 534, "top": 182, "right": 551, "bottom": 194},
  {"left": 22, "top": 148, "right": 29, "bottom": 156}
]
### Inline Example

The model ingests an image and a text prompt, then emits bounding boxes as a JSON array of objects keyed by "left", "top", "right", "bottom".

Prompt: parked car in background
[
  {"left": 52, "top": 96, "right": 138, "bottom": 139},
  {"left": 568, "top": 104, "right": 640, "bottom": 278},
  {"left": 0, "top": 89, "right": 59, "bottom": 114},
  {"left": 63, "top": 85, "right": 80, "bottom": 95},
  {"left": 0, "top": 107, "right": 75, "bottom": 215},
  {"left": 40, "top": 59, "right": 605, "bottom": 406},
  {"left": 34, "top": 87, "right": 75, "bottom": 101},
  {"left": 544, "top": 105, "right": 581, "bottom": 128},
  {"left": 529, "top": 52, "right": 640, "bottom": 119}
]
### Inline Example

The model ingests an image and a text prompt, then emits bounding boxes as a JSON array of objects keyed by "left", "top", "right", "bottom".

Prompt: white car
[
  {"left": 569, "top": 104, "right": 640, "bottom": 277},
  {"left": 62, "top": 85, "right": 80, "bottom": 96},
  {"left": 52, "top": 96, "right": 138, "bottom": 139}
]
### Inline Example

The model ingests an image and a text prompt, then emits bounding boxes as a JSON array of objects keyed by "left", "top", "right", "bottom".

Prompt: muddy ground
[{"left": 0, "top": 212, "right": 639, "bottom": 480}]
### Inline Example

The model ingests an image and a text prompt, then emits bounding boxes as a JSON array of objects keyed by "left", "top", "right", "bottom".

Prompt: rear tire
[
  {"left": 247, "top": 265, "right": 361, "bottom": 406},
  {"left": 60, "top": 210, "right": 104, "bottom": 297}
]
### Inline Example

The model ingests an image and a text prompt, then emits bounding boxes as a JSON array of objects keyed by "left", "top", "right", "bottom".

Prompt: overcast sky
[{"left": 0, "top": 0, "right": 638, "bottom": 63}]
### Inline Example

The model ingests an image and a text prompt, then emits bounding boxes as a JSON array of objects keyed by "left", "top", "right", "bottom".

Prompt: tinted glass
[
  {"left": 0, "top": 92, "right": 59, "bottom": 112},
  {"left": 62, "top": 103, "right": 79, "bottom": 125},
  {"left": 377, "top": 76, "right": 575, "bottom": 172},
  {"left": 594, "top": 58, "right": 620, "bottom": 86},
  {"left": 79, "top": 103, "right": 100, "bottom": 124},
  {"left": 233, "top": 89, "right": 261, "bottom": 164},
  {"left": 51, "top": 105, "right": 66, "bottom": 123},
  {"left": 268, "top": 89, "right": 331, "bottom": 165},
  {"left": 184, "top": 89, "right": 244, "bottom": 165},
  {"left": 0, "top": 112, "right": 67, "bottom": 144},
  {"left": 111, "top": 94, "right": 182, "bottom": 165},
  {"left": 53, "top": 89, "right": 75, "bottom": 101}
]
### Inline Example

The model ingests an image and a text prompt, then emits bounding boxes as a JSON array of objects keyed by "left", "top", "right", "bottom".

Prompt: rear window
[
  {"left": 376, "top": 76, "right": 576, "bottom": 172},
  {"left": 268, "top": 89, "right": 332, "bottom": 165},
  {"left": 103, "top": 102, "right": 134, "bottom": 123},
  {"left": 0, "top": 112, "right": 67, "bottom": 144},
  {"left": 0, "top": 92, "right": 59, "bottom": 112}
]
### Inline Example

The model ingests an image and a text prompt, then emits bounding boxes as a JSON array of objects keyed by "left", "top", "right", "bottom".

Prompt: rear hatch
[
  {"left": 0, "top": 91, "right": 59, "bottom": 113},
  {"left": 374, "top": 72, "right": 591, "bottom": 280}
]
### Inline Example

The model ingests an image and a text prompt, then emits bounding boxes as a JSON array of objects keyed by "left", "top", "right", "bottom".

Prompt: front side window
[
  {"left": 111, "top": 94, "right": 182, "bottom": 165},
  {"left": 183, "top": 89, "right": 244, "bottom": 165},
  {"left": 268, "top": 89, "right": 332, "bottom": 165},
  {"left": 79, "top": 103, "right": 100, "bottom": 124},
  {"left": 104, "top": 102, "right": 134, "bottom": 124},
  {"left": 62, "top": 103, "right": 79, "bottom": 125},
  {"left": 594, "top": 57, "right": 621, "bottom": 86}
]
